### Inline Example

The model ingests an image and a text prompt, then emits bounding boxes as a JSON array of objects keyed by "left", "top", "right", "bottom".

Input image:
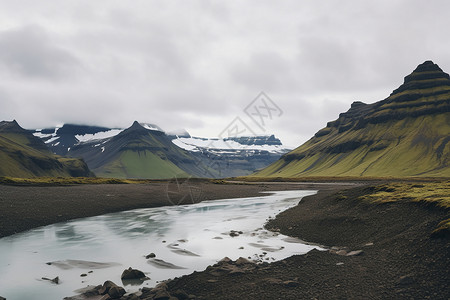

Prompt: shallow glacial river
[{"left": 0, "top": 190, "right": 319, "bottom": 299}]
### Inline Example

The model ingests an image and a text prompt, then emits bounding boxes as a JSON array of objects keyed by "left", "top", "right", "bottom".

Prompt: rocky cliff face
[{"left": 255, "top": 61, "right": 450, "bottom": 177}]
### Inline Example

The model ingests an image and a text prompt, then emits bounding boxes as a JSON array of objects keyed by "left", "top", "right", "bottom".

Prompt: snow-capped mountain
[
  {"left": 32, "top": 122, "right": 290, "bottom": 178},
  {"left": 171, "top": 135, "right": 288, "bottom": 154},
  {"left": 32, "top": 123, "right": 161, "bottom": 156}
]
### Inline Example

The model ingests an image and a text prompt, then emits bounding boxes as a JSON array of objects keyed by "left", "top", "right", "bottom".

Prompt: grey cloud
[
  {"left": 0, "top": 25, "right": 81, "bottom": 79},
  {"left": 0, "top": 0, "right": 449, "bottom": 148},
  {"left": 231, "top": 51, "right": 297, "bottom": 93}
]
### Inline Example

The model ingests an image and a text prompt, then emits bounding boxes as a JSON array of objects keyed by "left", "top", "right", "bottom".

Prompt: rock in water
[
  {"left": 41, "top": 276, "right": 59, "bottom": 284},
  {"left": 121, "top": 267, "right": 147, "bottom": 280}
]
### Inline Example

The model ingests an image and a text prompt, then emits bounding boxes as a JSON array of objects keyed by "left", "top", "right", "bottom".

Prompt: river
[{"left": 0, "top": 190, "right": 319, "bottom": 299}]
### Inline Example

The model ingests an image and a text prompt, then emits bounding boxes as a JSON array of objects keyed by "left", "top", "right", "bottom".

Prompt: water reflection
[{"left": 0, "top": 190, "right": 319, "bottom": 300}]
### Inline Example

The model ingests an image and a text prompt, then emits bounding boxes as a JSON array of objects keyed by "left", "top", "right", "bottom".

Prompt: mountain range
[
  {"left": 30, "top": 122, "right": 289, "bottom": 179},
  {"left": 2, "top": 60, "right": 448, "bottom": 179},
  {"left": 255, "top": 60, "right": 450, "bottom": 177}
]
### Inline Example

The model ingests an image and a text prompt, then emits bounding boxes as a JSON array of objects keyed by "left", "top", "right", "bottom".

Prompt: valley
[{"left": 0, "top": 60, "right": 449, "bottom": 300}]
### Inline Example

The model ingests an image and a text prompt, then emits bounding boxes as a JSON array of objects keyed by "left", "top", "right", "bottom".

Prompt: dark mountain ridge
[
  {"left": 256, "top": 60, "right": 450, "bottom": 177},
  {"left": 0, "top": 120, "right": 93, "bottom": 178}
]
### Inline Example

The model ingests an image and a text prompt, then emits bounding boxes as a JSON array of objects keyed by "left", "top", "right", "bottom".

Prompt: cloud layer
[{"left": 0, "top": 0, "right": 449, "bottom": 147}]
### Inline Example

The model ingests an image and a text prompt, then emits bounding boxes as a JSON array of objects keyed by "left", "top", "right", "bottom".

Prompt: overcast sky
[{"left": 0, "top": 1, "right": 449, "bottom": 147}]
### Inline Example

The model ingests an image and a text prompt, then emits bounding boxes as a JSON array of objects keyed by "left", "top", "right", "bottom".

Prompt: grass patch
[
  {"left": 358, "top": 181, "right": 450, "bottom": 236},
  {"left": 431, "top": 218, "right": 450, "bottom": 238},
  {"left": 358, "top": 180, "right": 450, "bottom": 208},
  {"left": 0, "top": 176, "right": 148, "bottom": 186},
  {"left": 0, "top": 176, "right": 222, "bottom": 186}
]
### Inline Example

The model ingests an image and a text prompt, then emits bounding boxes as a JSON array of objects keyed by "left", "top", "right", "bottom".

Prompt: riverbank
[
  {"left": 163, "top": 181, "right": 450, "bottom": 299},
  {"left": 2, "top": 179, "right": 448, "bottom": 299},
  {"left": 0, "top": 180, "right": 353, "bottom": 238}
]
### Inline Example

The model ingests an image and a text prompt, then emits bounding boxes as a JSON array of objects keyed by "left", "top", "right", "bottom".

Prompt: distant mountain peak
[
  {"left": 127, "top": 121, "right": 163, "bottom": 132},
  {"left": 0, "top": 120, "right": 26, "bottom": 133},
  {"left": 130, "top": 120, "right": 143, "bottom": 129},
  {"left": 391, "top": 60, "right": 450, "bottom": 96},
  {"left": 413, "top": 60, "right": 443, "bottom": 73}
]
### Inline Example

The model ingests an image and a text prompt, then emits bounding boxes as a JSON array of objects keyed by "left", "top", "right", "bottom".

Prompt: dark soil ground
[
  {"left": 164, "top": 185, "right": 450, "bottom": 300},
  {"left": 1, "top": 180, "right": 448, "bottom": 300}
]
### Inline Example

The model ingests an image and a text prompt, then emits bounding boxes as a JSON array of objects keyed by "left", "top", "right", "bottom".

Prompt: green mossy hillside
[
  {"left": 0, "top": 121, "right": 93, "bottom": 178},
  {"left": 254, "top": 61, "right": 450, "bottom": 178}
]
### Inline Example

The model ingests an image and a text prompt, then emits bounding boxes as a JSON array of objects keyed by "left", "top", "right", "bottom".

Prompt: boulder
[
  {"left": 121, "top": 267, "right": 147, "bottom": 280},
  {"left": 219, "top": 257, "right": 232, "bottom": 264},
  {"left": 235, "top": 257, "right": 254, "bottom": 265},
  {"left": 108, "top": 286, "right": 126, "bottom": 299},
  {"left": 99, "top": 280, "right": 119, "bottom": 295},
  {"left": 335, "top": 250, "right": 348, "bottom": 256}
]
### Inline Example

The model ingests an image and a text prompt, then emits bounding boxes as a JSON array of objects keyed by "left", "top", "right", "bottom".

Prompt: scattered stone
[
  {"left": 121, "top": 267, "right": 147, "bottom": 280},
  {"left": 347, "top": 250, "right": 364, "bottom": 256},
  {"left": 335, "top": 250, "right": 348, "bottom": 256},
  {"left": 235, "top": 257, "right": 254, "bottom": 265},
  {"left": 364, "top": 242, "right": 374, "bottom": 246},
  {"left": 146, "top": 253, "right": 156, "bottom": 259},
  {"left": 212, "top": 236, "right": 223, "bottom": 239},
  {"left": 336, "top": 262, "right": 344, "bottom": 266},
  {"left": 108, "top": 286, "right": 126, "bottom": 299},
  {"left": 88, "top": 270, "right": 93, "bottom": 273},
  {"left": 219, "top": 257, "right": 232, "bottom": 264},
  {"left": 229, "top": 231, "right": 239, "bottom": 237},
  {"left": 99, "top": 280, "right": 118, "bottom": 295},
  {"left": 239, "top": 246, "right": 244, "bottom": 249},
  {"left": 42, "top": 276, "right": 59, "bottom": 284},
  {"left": 80, "top": 273, "right": 87, "bottom": 277}
]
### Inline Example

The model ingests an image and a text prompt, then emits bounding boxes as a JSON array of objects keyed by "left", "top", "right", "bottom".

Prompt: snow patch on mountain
[
  {"left": 172, "top": 136, "right": 288, "bottom": 154},
  {"left": 33, "top": 125, "right": 63, "bottom": 142},
  {"left": 75, "top": 129, "right": 123, "bottom": 143}
]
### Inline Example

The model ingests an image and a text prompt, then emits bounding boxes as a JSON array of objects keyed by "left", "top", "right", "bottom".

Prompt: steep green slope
[
  {"left": 0, "top": 120, "right": 93, "bottom": 177},
  {"left": 69, "top": 121, "right": 200, "bottom": 179},
  {"left": 98, "top": 150, "right": 188, "bottom": 179},
  {"left": 255, "top": 61, "right": 450, "bottom": 177}
]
